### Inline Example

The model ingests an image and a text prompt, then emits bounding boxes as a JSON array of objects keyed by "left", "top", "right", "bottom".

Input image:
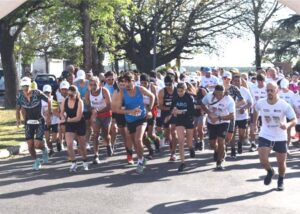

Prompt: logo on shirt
[
  {"left": 263, "top": 109, "right": 270, "bottom": 112},
  {"left": 274, "top": 109, "right": 281, "bottom": 113}
]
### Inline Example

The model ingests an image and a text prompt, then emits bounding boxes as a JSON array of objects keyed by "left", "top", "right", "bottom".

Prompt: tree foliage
[{"left": 114, "top": 0, "right": 243, "bottom": 73}]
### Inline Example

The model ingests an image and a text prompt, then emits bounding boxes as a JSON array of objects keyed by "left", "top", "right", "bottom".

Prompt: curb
[{"left": 0, "top": 142, "right": 28, "bottom": 159}]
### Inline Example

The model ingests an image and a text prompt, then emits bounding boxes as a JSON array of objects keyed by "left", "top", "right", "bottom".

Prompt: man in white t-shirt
[
  {"left": 201, "top": 85, "right": 235, "bottom": 170},
  {"left": 200, "top": 67, "right": 219, "bottom": 92},
  {"left": 231, "top": 75, "right": 253, "bottom": 158},
  {"left": 253, "top": 82, "right": 296, "bottom": 191}
]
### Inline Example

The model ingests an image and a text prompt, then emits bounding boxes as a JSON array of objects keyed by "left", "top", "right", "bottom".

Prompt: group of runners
[{"left": 16, "top": 65, "right": 300, "bottom": 191}]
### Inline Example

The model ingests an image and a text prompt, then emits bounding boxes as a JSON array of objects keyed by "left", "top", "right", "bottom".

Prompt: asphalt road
[{"left": 0, "top": 140, "right": 300, "bottom": 214}]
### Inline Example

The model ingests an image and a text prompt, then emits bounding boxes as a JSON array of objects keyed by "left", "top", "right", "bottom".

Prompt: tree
[
  {"left": 16, "top": 3, "right": 82, "bottom": 74},
  {"left": 114, "top": 0, "right": 243, "bottom": 73},
  {"left": 238, "top": 0, "right": 283, "bottom": 69},
  {"left": 64, "top": 0, "right": 130, "bottom": 75},
  {"left": 0, "top": 0, "right": 53, "bottom": 109}
]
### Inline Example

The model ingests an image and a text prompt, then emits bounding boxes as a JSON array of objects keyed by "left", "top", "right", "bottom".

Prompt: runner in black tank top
[
  {"left": 60, "top": 85, "right": 88, "bottom": 172},
  {"left": 158, "top": 74, "right": 178, "bottom": 162}
]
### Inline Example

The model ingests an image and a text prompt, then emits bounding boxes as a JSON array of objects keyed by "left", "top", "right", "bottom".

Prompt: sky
[
  {"left": 103, "top": 5, "right": 296, "bottom": 69},
  {"left": 181, "top": 6, "right": 296, "bottom": 68}
]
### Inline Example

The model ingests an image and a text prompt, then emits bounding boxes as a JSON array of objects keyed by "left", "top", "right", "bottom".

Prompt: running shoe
[
  {"left": 92, "top": 155, "right": 100, "bottom": 164},
  {"left": 69, "top": 162, "right": 77, "bottom": 172},
  {"left": 178, "top": 163, "right": 186, "bottom": 172},
  {"left": 230, "top": 148, "right": 236, "bottom": 159},
  {"left": 127, "top": 154, "right": 134, "bottom": 165},
  {"left": 42, "top": 147, "right": 49, "bottom": 163},
  {"left": 136, "top": 162, "right": 144, "bottom": 174},
  {"left": 48, "top": 149, "right": 55, "bottom": 157},
  {"left": 237, "top": 141, "right": 243, "bottom": 154},
  {"left": 107, "top": 145, "right": 113, "bottom": 157},
  {"left": 86, "top": 143, "right": 91, "bottom": 151},
  {"left": 199, "top": 141, "right": 204, "bottom": 151},
  {"left": 147, "top": 149, "right": 154, "bottom": 160},
  {"left": 264, "top": 168, "right": 275, "bottom": 185},
  {"left": 190, "top": 148, "right": 195, "bottom": 158},
  {"left": 83, "top": 161, "right": 89, "bottom": 171},
  {"left": 249, "top": 143, "right": 257, "bottom": 152},
  {"left": 169, "top": 154, "right": 177, "bottom": 162},
  {"left": 216, "top": 161, "right": 224, "bottom": 170},
  {"left": 277, "top": 176, "right": 284, "bottom": 191},
  {"left": 32, "top": 159, "right": 41, "bottom": 170}
]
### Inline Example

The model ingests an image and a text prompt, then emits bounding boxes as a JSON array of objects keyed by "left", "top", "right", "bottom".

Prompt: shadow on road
[{"left": 147, "top": 189, "right": 275, "bottom": 214}]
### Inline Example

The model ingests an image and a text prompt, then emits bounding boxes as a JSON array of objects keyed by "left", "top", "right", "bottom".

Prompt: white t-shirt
[
  {"left": 41, "top": 97, "right": 59, "bottom": 125},
  {"left": 255, "top": 98, "right": 296, "bottom": 141},
  {"left": 200, "top": 75, "right": 219, "bottom": 92},
  {"left": 292, "top": 93, "right": 300, "bottom": 125},
  {"left": 202, "top": 92, "right": 235, "bottom": 125},
  {"left": 279, "top": 90, "right": 294, "bottom": 105},
  {"left": 236, "top": 87, "right": 253, "bottom": 121},
  {"left": 250, "top": 85, "right": 267, "bottom": 104}
]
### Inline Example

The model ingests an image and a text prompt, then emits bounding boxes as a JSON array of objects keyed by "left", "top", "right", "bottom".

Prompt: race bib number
[{"left": 27, "top": 120, "right": 40, "bottom": 125}]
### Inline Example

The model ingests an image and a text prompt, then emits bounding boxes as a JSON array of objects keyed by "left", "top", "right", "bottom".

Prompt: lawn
[{"left": 0, "top": 109, "right": 24, "bottom": 149}]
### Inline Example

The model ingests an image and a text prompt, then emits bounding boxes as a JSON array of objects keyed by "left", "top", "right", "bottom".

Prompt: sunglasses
[
  {"left": 106, "top": 78, "right": 114, "bottom": 81},
  {"left": 267, "top": 89, "right": 275, "bottom": 92},
  {"left": 165, "top": 82, "right": 172, "bottom": 86},
  {"left": 222, "top": 77, "right": 230, "bottom": 80}
]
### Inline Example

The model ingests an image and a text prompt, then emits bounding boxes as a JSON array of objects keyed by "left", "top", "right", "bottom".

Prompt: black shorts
[
  {"left": 83, "top": 111, "right": 91, "bottom": 120},
  {"left": 228, "top": 120, "right": 235, "bottom": 133},
  {"left": 65, "top": 119, "right": 86, "bottom": 136},
  {"left": 156, "top": 117, "right": 163, "bottom": 128},
  {"left": 114, "top": 113, "right": 126, "bottom": 128},
  {"left": 207, "top": 123, "right": 229, "bottom": 140},
  {"left": 258, "top": 137, "right": 287, "bottom": 153},
  {"left": 296, "top": 124, "right": 300, "bottom": 133},
  {"left": 176, "top": 118, "right": 194, "bottom": 129},
  {"left": 25, "top": 118, "right": 45, "bottom": 141},
  {"left": 127, "top": 118, "right": 147, "bottom": 134},
  {"left": 235, "top": 119, "right": 248, "bottom": 129},
  {"left": 45, "top": 124, "right": 59, "bottom": 133}
]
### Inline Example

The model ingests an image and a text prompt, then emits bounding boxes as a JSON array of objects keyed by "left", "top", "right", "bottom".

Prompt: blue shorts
[{"left": 258, "top": 137, "right": 287, "bottom": 153}]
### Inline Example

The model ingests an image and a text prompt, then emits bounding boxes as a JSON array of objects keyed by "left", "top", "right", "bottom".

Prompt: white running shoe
[
  {"left": 69, "top": 162, "right": 77, "bottom": 172},
  {"left": 83, "top": 162, "right": 89, "bottom": 171}
]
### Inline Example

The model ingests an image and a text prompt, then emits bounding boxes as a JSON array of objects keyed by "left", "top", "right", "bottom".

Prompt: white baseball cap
[
  {"left": 20, "top": 77, "right": 31, "bottom": 87},
  {"left": 43, "top": 84, "right": 52, "bottom": 93},
  {"left": 280, "top": 78, "right": 289, "bottom": 89},
  {"left": 223, "top": 71, "right": 232, "bottom": 79},
  {"left": 74, "top": 69, "right": 86, "bottom": 82},
  {"left": 60, "top": 80, "right": 70, "bottom": 89}
]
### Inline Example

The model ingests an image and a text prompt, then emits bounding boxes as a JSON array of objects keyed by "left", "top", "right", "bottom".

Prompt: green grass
[{"left": 0, "top": 109, "right": 24, "bottom": 149}]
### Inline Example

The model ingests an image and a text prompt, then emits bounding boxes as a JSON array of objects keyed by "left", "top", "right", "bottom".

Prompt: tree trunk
[
  {"left": 45, "top": 54, "right": 49, "bottom": 74},
  {"left": 79, "top": 1, "right": 92, "bottom": 72},
  {"left": 0, "top": 26, "right": 18, "bottom": 109},
  {"left": 114, "top": 59, "right": 119, "bottom": 74},
  {"left": 255, "top": 34, "right": 261, "bottom": 69}
]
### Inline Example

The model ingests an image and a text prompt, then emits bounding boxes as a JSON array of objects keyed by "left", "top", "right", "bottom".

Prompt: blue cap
[{"left": 203, "top": 67, "right": 212, "bottom": 73}]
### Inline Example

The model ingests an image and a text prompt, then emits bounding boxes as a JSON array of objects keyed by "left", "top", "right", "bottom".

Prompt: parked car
[
  {"left": 35, "top": 74, "right": 58, "bottom": 94},
  {"left": 0, "top": 70, "right": 4, "bottom": 93}
]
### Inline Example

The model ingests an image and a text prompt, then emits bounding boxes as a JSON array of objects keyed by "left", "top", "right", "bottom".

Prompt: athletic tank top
[
  {"left": 90, "top": 88, "right": 112, "bottom": 118},
  {"left": 163, "top": 88, "right": 177, "bottom": 111},
  {"left": 123, "top": 86, "right": 146, "bottom": 123},
  {"left": 65, "top": 98, "right": 79, "bottom": 118},
  {"left": 76, "top": 81, "right": 89, "bottom": 112}
]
